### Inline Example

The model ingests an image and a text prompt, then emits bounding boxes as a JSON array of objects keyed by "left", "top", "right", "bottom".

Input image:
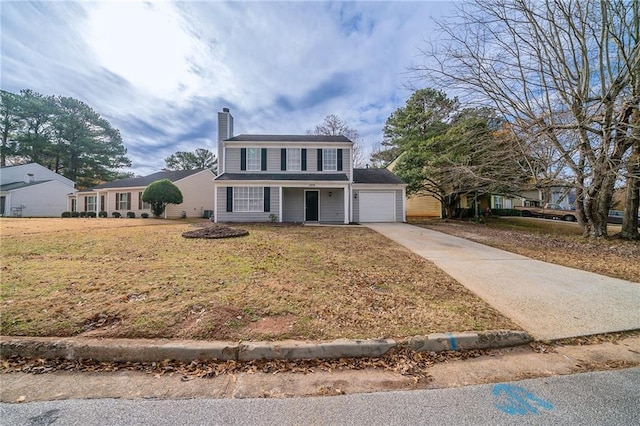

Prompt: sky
[{"left": 1, "top": 0, "right": 457, "bottom": 176}]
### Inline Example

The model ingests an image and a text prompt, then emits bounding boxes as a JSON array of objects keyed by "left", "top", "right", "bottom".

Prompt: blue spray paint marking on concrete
[
  {"left": 445, "top": 332, "right": 458, "bottom": 350},
  {"left": 492, "top": 383, "right": 554, "bottom": 416}
]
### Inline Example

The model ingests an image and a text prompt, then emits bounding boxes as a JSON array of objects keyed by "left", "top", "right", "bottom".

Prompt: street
[{"left": 2, "top": 367, "right": 638, "bottom": 425}]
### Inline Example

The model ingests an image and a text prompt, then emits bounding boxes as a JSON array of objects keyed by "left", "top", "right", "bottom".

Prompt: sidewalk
[{"left": 366, "top": 223, "right": 640, "bottom": 341}]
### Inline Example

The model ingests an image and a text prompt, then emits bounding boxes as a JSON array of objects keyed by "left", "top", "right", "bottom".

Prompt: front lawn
[{"left": 0, "top": 218, "right": 517, "bottom": 340}]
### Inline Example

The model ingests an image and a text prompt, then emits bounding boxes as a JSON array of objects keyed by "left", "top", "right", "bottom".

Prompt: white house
[{"left": 0, "top": 163, "right": 76, "bottom": 217}]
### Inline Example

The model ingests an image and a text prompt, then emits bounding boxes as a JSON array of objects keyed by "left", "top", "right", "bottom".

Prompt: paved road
[
  {"left": 366, "top": 223, "right": 640, "bottom": 340},
  {"left": 2, "top": 368, "right": 638, "bottom": 425}
]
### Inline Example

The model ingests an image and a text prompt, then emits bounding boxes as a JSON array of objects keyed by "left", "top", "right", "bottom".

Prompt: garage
[{"left": 359, "top": 191, "right": 396, "bottom": 222}]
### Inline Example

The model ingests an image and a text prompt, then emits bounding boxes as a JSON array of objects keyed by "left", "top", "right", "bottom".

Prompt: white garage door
[{"left": 359, "top": 191, "right": 396, "bottom": 222}]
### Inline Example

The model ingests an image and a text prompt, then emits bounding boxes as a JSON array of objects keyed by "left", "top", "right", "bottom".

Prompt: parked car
[
  {"left": 608, "top": 210, "right": 640, "bottom": 225},
  {"left": 515, "top": 203, "right": 577, "bottom": 221}
]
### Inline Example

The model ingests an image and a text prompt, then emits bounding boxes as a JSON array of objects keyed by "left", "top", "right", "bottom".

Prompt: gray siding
[
  {"left": 267, "top": 148, "right": 280, "bottom": 171},
  {"left": 216, "top": 186, "right": 279, "bottom": 222},
  {"left": 318, "top": 188, "right": 344, "bottom": 222},
  {"left": 223, "top": 146, "right": 351, "bottom": 175},
  {"left": 282, "top": 188, "right": 304, "bottom": 222},
  {"left": 341, "top": 149, "right": 352, "bottom": 176},
  {"left": 225, "top": 148, "right": 242, "bottom": 173},
  {"left": 307, "top": 149, "right": 319, "bottom": 172},
  {"left": 281, "top": 187, "right": 344, "bottom": 222},
  {"left": 395, "top": 190, "right": 404, "bottom": 221},
  {"left": 353, "top": 190, "right": 360, "bottom": 222}
]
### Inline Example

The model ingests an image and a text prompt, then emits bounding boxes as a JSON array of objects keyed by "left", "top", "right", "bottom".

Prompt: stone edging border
[{"left": 0, "top": 330, "right": 532, "bottom": 363}]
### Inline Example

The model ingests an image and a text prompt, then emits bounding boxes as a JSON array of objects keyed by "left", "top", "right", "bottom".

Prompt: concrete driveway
[{"left": 366, "top": 223, "right": 640, "bottom": 341}]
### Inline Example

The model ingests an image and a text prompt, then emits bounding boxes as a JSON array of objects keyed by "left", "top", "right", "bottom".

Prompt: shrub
[
  {"left": 79, "top": 211, "right": 87, "bottom": 218},
  {"left": 71, "top": 211, "right": 80, "bottom": 218},
  {"left": 142, "top": 179, "right": 183, "bottom": 218},
  {"left": 453, "top": 208, "right": 474, "bottom": 219},
  {"left": 112, "top": 212, "right": 121, "bottom": 218},
  {"left": 141, "top": 213, "right": 149, "bottom": 218},
  {"left": 98, "top": 211, "right": 108, "bottom": 218},
  {"left": 61, "top": 211, "right": 72, "bottom": 218},
  {"left": 490, "top": 209, "right": 522, "bottom": 217},
  {"left": 87, "top": 211, "right": 97, "bottom": 218},
  {"left": 126, "top": 211, "right": 135, "bottom": 218}
]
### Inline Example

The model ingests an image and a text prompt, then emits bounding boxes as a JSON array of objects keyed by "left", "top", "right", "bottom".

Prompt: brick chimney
[{"left": 217, "top": 108, "right": 233, "bottom": 175}]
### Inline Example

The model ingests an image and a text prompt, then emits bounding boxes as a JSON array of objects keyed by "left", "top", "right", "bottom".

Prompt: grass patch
[
  {"left": 412, "top": 217, "right": 640, "bottom": 283},
  {"left": 0, "top": 218, "right": 517, "bottom": 340}
]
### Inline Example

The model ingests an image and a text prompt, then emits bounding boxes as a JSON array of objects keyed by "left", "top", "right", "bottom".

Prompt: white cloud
[
  {"left": 1, "top": 0, "right": 457, "bottom": 175},
  {"left": 86, "top": 1, "right": 203, "bottom": 98}
]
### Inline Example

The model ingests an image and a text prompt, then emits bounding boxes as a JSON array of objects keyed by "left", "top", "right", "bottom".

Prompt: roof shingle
[
  {"left": 91, "top": 169, "right": 209, "bottom": 190},
  {"left": 225, "top": 134, "right": 352, "bottom": 143},
  {"left": 353, "top": 168, "right": 405, "bottom": 184},
  {"left": 215, "top": 173, "right": 349, "bottom": 182}
]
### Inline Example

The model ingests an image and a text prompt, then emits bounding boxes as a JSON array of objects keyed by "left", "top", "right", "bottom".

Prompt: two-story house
[{"left": 213, "top": 108, "right": 406, "bottom": 223}]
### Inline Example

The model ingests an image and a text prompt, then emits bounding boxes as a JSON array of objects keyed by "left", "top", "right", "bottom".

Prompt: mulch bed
[{"left": 182, "top": 224, "right": 249, "bottom": 239}]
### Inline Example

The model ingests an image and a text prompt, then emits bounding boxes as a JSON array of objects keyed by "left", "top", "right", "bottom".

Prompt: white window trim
[
  {"left": 247, "top": 148, "right": 261, "bottom": 171},
  {"left": 287, "top": 148, "right": 301, "bottom": 171},
  {"left": 234, "top": 187, "right": 264, "bottom": 212},
  {"left": 493, "top": 195, "right": 504, "bottom": 209},
  {"left": 118, "top": 193, "right": 130, "bottom": 210},
  {"left": 86, "top": 196, "right": 97, "bottom": 212},
  {"left": 323, "top": 148, "right": 337, "bottom": 171}
]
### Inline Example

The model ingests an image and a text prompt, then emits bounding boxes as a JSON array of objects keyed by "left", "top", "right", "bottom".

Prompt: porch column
[
  {"left": 213, "top": 185, "right": 218, "bottom": 223},
  {"left": 343, "top": 186, "right": 349, "bottom": 224},
  {"left": 278, "top": 186, "right": 283, "bottom": 223}
]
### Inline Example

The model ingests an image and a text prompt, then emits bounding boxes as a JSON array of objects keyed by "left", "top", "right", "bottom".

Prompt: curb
[
  {"left": 406, "top": 330, "right": 532, "bottom": 352},
  {"left": 0, "top": 330, "right": 532, "bottom": 363}
]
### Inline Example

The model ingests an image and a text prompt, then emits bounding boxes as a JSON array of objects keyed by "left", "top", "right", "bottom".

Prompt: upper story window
[
  {"left": 247, "top": 148, "right": 261, "bottom": 171},
  {"left": 287, "top": 148, "right": 301, "bottom": 171},
  {"left": 323, "top": 148, "right": 337, "bottom": 171}
]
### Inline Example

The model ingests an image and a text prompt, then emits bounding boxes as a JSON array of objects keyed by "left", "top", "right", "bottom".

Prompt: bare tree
[
  {"left": 416, "top": 0, "right": 639, "bottom": 238},
  {"left": 308, "top": 114, "right": 366, "bottom": 168}
]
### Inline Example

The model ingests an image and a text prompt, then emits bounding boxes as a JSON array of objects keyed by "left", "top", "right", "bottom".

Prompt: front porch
[
  {"left": 281, "top": 187, "right": 349, "bottom": 223},
  {"left": 213, "top": 182, "right": 350, "bottom": 224}
]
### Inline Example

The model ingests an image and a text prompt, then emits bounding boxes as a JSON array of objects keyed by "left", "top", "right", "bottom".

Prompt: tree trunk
[
  {"left": 622, "top": 141, "right": 640, "bottom": 239},
  {"left": 1, "top": 131, "right": 7, "bottom": 167}
]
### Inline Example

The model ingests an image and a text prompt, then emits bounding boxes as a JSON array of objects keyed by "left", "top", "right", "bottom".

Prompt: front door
[{"left": 305, "top": 190, "right": 319, "bottom": 221}]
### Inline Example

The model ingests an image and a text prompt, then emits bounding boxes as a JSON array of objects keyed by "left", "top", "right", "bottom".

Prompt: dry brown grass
[
  {"left": 412, "top": 217, "right": 640, "bottom": 283},
  {"left": 0, "top": 218, "right": 517, "bottom": 341}
]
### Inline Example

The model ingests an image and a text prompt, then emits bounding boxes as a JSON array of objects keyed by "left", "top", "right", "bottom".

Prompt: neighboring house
[
  {"left": 404, "top": 195, "right": 443, "bottom": 218},
  {"left": 0, "top": 163, "right": 76, "bottom": 217},
  {"left": 213, "top": 108, "right": 406, "bottom": 223},
  {"left": 69, "top": 169, "right": 215, "bottom": 219},
  {"left": 386, "top": 154, "right": 442, "bottom": 219},
  {"left": 457, "top": 190, "right": 544, "bottom": 216}
]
